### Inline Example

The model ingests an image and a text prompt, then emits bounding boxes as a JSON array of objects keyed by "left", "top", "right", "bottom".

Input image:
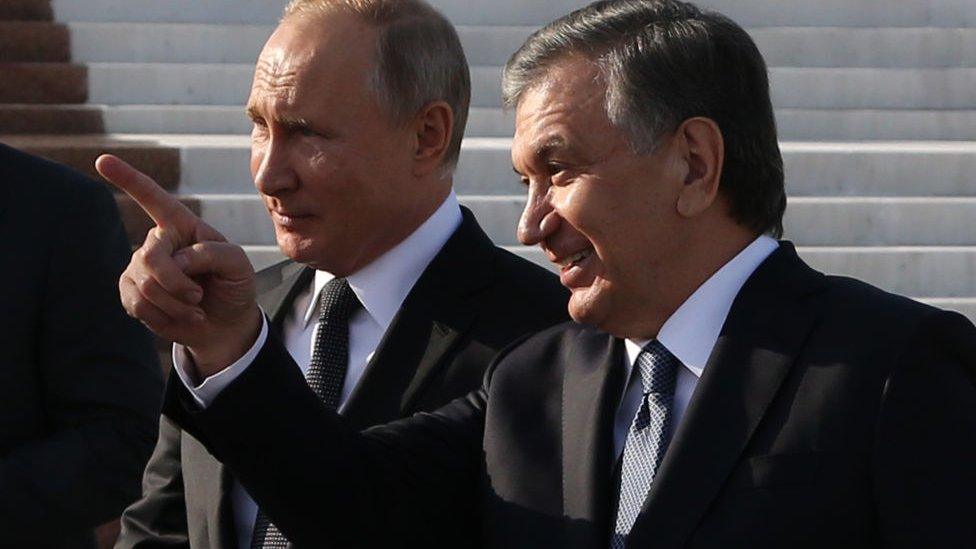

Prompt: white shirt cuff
[{"left": 171, "top": 314, "right": 270, "bottom": 409}]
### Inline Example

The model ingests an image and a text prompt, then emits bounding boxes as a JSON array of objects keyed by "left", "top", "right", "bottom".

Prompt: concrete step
[
  {"left": 466, "top": 109, "right": 976, "bottom": 142},
  {"left": 79, "top": 63, "right": 976, "bottom": 110},
  {"left": 239, "top": 244, "right": 976, "bottom": 307},
  {"left": 14, "top": 135, "right": 971, "bottom": 198},
  {"left": 453, "top": 139, "right": 976, "bottom": 198},
  {"left": 67, "top": 22, "right": 271, "bottom": 64},
  {"left": 769, "top": 68, "right": 976, "bottom": 110},
  {"left": 0, "top": 135, "right": 180, "bottom": 191},
  {"left": 0, "top": 104, "right": 104, "bottom": 134},
  {"left": 51, "top": 0, "right": 288, "bottom": 25},
  {"left": 50, "top": 0, "right": 976, "bottom": 27},
  {"left": 0, "top": 0, "right": 52, "bottom": 21},
  {"left": 775, "top": 109, "right": 976, "bottom": 141},
  {"left": 0, "top": 22, "right": 69, "bottom": 62},
  {"left": 783, "top": 198, "right": 976, "bottom": 246},
  {"left": 65, "top": 23, "right": 976, "bottom": 69},
  {"left": 0, "top": 63, "right": 86, "bottom": 103},
  {"left": 750, "top": 27, "right": 976, "bottom": 68},
  {"left": 175, "top": 194, "right": 976, "bottom": 248},
  {"left": 7, "top": 105, "right": 971, "bottom": 141}
]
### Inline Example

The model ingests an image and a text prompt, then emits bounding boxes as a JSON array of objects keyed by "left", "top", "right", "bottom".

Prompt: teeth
[{"left": 561, "top": 249, "right": 591, "bottom": 268}]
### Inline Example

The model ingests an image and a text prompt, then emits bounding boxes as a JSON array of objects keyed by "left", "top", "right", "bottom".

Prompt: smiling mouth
[{"left": 558, "top": 248, "right": 593, "bottom": 270}]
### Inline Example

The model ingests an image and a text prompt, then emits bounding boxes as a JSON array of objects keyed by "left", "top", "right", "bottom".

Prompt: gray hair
[
  {"left": 502, "top": 0, "right": 786, "bottom": 237},
  {"left": 284, "top": 0, "right": 471, "bottom": 171}
]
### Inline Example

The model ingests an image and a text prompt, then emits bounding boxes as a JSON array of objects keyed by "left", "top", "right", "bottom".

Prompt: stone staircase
[{"left": 1, "top": 0, "right": 974, "bottom": 322}]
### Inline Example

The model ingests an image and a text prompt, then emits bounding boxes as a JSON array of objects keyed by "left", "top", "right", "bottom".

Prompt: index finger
[{"left": 95, "top": 154, "right": 197, "bottom": 230}]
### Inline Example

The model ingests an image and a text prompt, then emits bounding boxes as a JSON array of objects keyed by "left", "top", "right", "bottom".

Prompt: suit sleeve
[
  {"left": 116, "top": 416, "right": 191, "bottom": 548},
  {"left": 164, "top": 329, "right": 489, "bottom": 547},
  {"left": 0, "top": 177, "right": 163, "bottom": 537},
  {"left": 873, "top": 310, "right": 976, "bottom": 547}
]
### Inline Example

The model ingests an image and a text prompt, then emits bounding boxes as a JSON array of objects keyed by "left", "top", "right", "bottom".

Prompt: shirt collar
[
  {"left": 301, "top": 191, "right": 463, "bottom": 332},
  {"left": 625, "top": 235, "right": 780, "bottom": 377}
]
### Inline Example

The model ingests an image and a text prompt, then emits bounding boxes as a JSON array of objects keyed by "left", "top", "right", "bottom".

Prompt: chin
[{"left": 567, "top": 290, "right": 607, "bottom": 328}]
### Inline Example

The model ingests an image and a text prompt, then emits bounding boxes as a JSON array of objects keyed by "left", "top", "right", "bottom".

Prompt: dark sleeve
[
  {"left": 165, "top": 330, "right": 488, "bottom": 547},
  {"left": 873, "top": 310, "right": 976, "bottom": 547},
  {"left": 116, "top": 416, "right": 190, "bottom": 548},
  {"left": 0, "top": 177, "right": 164, "bottom": 536}
]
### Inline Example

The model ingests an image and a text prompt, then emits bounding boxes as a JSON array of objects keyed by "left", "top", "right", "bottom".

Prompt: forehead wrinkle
[{"left": 250, "top": 47, "right": 313, "bottom": 103}]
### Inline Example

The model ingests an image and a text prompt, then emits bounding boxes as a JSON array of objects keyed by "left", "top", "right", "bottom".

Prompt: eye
[{"left": 298, "top": 126, "right": 317, "bottom": 138}]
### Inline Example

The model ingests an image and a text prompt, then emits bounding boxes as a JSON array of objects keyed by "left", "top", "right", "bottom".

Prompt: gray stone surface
[
  {"left": 53, "top": 0, "right": 976, "bottom": 27},
  {"left": 68, "top": 23, "right": 976, "bottom": 68},
  {"left": 86, "top": 105, "right": 976, "bottom": 141}
]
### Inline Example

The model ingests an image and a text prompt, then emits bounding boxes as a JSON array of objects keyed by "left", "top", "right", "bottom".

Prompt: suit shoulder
[
  {"left": 493, "top": 321, "right": 602, "bottom": 368},
  {"left": 1, "top": 143, "right": 107, "bottom": 198},
  {"left": 820, "top": 274, "right": 939, "bottom": 326},
  {"left": 489, "top": 247, "right": 569, "bottom": 306},
  {"left": 811, "top": 274, "right": 976, "bottom": 374},
  {"left": 485, "top": 321, "right": 611, "bottom": 387}
]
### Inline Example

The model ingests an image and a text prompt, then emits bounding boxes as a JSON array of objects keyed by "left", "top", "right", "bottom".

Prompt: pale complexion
[
  {"left": 99, "top": 10, "right": 456, "bottom": 378},
  {"left": 512, "top": 57, "right": 756, "bottom": 340},
  {"left": 249, "top": 12, "right": 454, "bottom": 276}
]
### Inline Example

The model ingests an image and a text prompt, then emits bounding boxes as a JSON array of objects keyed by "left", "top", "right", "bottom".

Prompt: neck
[{"left": 619, "top": 222, "right": 760, "bottom": 340}]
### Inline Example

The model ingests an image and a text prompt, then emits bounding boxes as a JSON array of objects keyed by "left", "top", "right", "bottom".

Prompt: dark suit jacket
[
  {"left": 117, "top": 207, "right": 570, "bottom": 547},
  {"left": 165, "top": 242, "right": 976, "bottom": 548},
  {"left": 0, "top": 143, "right": 163, "bottom": 548}
]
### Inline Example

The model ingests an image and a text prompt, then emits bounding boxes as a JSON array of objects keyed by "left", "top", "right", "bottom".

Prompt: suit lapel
[
  {"left": 561, "top": 330, "right": 627, "bottom": 549},
  {"left": 341, "top": 207, "right": 494, "bottom": 428},
  {"left": 207, "top": 260, "right": 311, "bottom": 547},
  {"left": 181, "top": 433, "right": 239, "bottom": 548},
  {"left": 626, "top": 243, "right": 826, "bottom": 548},
  {"left": 256, "top": 261, "right": 313, "bottom": 330}
]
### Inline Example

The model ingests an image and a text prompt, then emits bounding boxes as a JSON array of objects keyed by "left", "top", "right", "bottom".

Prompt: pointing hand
[{"left": 97, "top": 154, "right": 262, "bottom": 379}]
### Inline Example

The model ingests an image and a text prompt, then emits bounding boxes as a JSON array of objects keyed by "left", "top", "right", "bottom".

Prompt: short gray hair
[
  {"left": 285, "top": 0, "right": 470, "bottom": 170},
  {"left": 502, "top": 0, "right": 786, "bottom": 237}
]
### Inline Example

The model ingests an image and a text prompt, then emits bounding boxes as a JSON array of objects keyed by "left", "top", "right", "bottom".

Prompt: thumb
[{"left": 174, "top": 242, "right": 254, "bottom": 281}]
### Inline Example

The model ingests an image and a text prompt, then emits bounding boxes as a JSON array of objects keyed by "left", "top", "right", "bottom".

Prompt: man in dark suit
[
  {"left": 114, "top": 0, "right": 568, "bottom": 547},
  {"left": 115, "top": 0, "right": 976, "bottom": 547},
  {"left": 0, "top": 143, "right": 163, "bottom": 547}
]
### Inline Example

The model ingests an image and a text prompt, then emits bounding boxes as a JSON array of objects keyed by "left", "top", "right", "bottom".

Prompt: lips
[
  {"left": 558, "top": 248, "right": 593, "bottom": 270},
  {"left": 270, "top": 209, "right": 313, "bottom": 228}
]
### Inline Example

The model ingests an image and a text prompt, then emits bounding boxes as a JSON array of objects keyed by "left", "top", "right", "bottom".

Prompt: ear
[
  {"left": 411, "top": 100, "right": 454, "bottom": 177},
  {"left": 674, "top": 117, "right": 724, "bottom": 219}
]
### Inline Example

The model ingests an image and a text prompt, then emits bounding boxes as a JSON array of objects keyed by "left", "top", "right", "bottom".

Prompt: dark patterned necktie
[
  {"left": 251, "top": 277, "right": 361, "bottom": 548},
  {"left": 610, "top": 340, "right": 679, "bottom": 549}
]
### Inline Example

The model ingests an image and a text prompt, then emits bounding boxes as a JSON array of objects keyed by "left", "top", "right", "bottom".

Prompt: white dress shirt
[
  {"left": 172, "top": 191, "right": 462, "bottom": 549},
  {"left": 612, "top": 236, "right": 779, "bottom": 459}
]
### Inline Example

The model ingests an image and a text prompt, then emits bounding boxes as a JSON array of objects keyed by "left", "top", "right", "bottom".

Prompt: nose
[
  {"left": 252, "top": 135, "right": 297, "bottom": 197},
  {"left": 517, "top": 179, "right": 558, "bottom": 246}
]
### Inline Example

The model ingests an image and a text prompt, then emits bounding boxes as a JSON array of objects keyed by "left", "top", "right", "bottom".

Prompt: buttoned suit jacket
[
  {"left": 0, "top": 143, "right": 163, "bottom": 548},
  {"left": 165, "top": 242, "right": 976, "bottom": 548},
  {"left": 116, "top": 207, "right": 570, "bottom": 548}
]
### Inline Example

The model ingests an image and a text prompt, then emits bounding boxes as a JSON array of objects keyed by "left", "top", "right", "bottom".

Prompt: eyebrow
[
  {"left": 535, "top": 135, "right": 568, "bottom": 160},
  {"left": 513, "top": 135, "right": 570, "bottom": 177},
  {"left": 245, "top": 106, "right": 310, "bottom": 130}
]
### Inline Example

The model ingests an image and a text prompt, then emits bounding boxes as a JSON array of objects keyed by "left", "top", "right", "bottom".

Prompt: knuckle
[
  {"left": 130, "top": 298, "right": 154, "bottom": 320},
  {"left": 134, "top": 274, "right": 157, "bottom": 296}
]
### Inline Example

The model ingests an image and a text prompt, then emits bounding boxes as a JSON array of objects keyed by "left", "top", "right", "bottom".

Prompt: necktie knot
[
  {"left": 319, "top": 277, "right": 361, "bottom": 323},
  {"left": 636, "top": 340, "right": 678, "bottom": 397}
]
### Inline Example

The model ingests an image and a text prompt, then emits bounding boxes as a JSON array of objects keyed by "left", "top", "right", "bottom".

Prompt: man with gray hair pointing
[
  {"left": 116, "top": 0, "right": 976, "bottom": 547},
  {"left": 114, "top": 1, "right": 567, "bottom": 547}
]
